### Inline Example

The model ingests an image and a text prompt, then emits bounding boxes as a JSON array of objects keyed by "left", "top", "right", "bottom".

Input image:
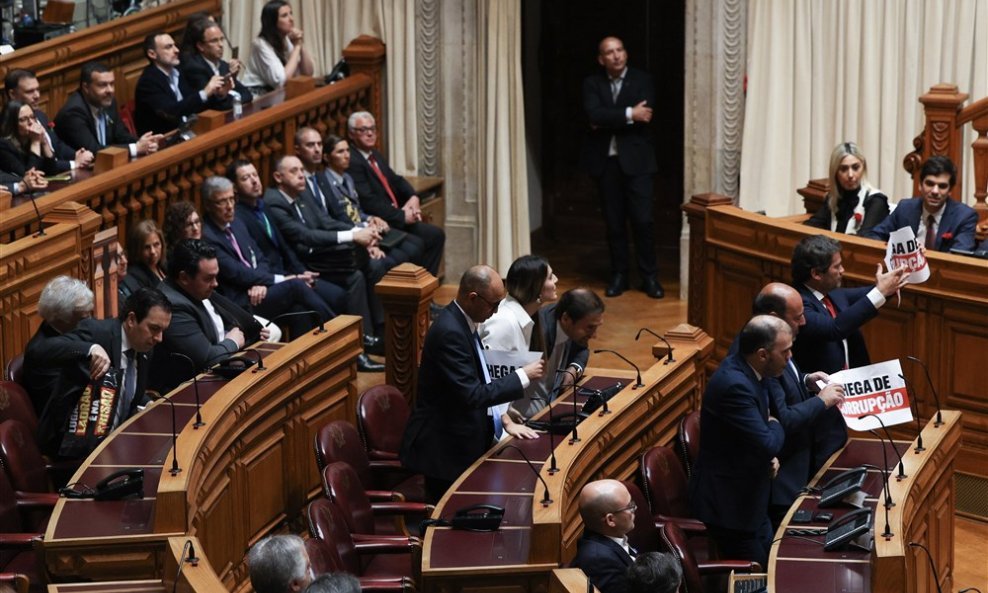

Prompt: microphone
[
  {"left": 265, "top": 310, "right": 325, "bottom": 333},
  {"left": 173, "top": 539, "right": 199, "bottom": 593},
  {"left": 860, "top": 463, "right": 893, "bottom": 540},
  {"left": 529, "top": 391, "right": 559, "bottom": 474},
  {"left": 27, "top": 190, "right": 46, "bottom": 237},
  {"left": 170, "top": 353, "right": 204, "bottom": 428},
  {"left": 555, "top": 368, "right": 580, "bottom": 444},
  {"left": 593, "top": 349, "right": 644, "bottom": 389},
  {"left": 240, "top": 348, "right": 266, "bottom": 372},
  {"left": 325, "top": 57, "right": 350, "bottom": 84},
  {"left": 897, "top": 374, "right": 925, "bottom": 453},
  {"left": 147, "top": 393, "right": 181, "bottom": 475},
  {"left": 905, "top": 356, "right": 943, "bottom": 427},
  {"left": 907, "top": 542, "right": 943, "bottom": 593},
  {"left": 495, "top": 444, "right": 552, "bottom": 506},
  {"left": 635, "top": 327, "right": 674, "bottom": 364},
  {"left": 859, "top": 413, "right": 906, "bottom": 480}
]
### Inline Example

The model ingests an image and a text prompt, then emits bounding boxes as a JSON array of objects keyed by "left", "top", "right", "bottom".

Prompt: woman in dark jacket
[
  {"left": 805, "top": 142, "right": 889, "bottom": 236},
  {"left": 0, "top": 100, "right": 66, "bottom": 178}
]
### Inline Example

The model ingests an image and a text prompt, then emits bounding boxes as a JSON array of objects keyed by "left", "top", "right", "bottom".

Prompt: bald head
[
  {"left": 578, "top": 479, "right": 634, "bottom": 537},
  {"left": 739, "top": 315, "right": 792, "bottom": 378},
  {"left": 456, "top": 265, "right": 506, "bottom": 324},
  {"left": 752, "top": 282, "right": 805, "bottom": 337}
]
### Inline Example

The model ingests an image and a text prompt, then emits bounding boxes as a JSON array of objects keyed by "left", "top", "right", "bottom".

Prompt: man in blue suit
[
  {"left": 572, "top": 479, "right": 638, "bottom": 593},
  {"left": 399, "top": 265, "right": 545, "bottom": 502},
  {"left": 790, "top": 235, "right": 907, "bottom": 471},
  {"left": 863, "top": 156, "right": 978, "bottom": 252},
  {"left": 689, "top": 315, "right": 789, "bottom": 568}
]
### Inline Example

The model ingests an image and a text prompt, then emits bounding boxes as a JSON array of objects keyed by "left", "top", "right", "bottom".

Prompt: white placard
[
  {"left": 885, "top": 226, "right": 930, "bottom": 284},
  {"left": 826, "top": 359, "right": 913, "bottom": 431},
  {"left": 483, "top": 349, "right": 542, "bottom": 381}
]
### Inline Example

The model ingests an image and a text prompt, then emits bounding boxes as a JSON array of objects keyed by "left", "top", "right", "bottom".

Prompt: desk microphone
[
  {"left": 147, "top": 393, "right": 181, "bottom": 475},
  {"left": 170, "top": 353, "right": 204, "bottom": 428},
  {"left": 240, "top": 348, "right": 266, "bottom": 372},
  {"left": 905, "top": 356, "right": 943, "bottom": 427},
  {"left": 530, "top": 390, "right": 560, "bottom": 474},
  {"left": 907, "top": 542, "right": 943, "bottom": 593},
  {"left": 897, "top": 373, "right": 925, "bottom": 452},
  {"left": 265, "top": 310, "right": 325, "bottom": 334},
  {"left": 496, "top": 444, "right": 552, "bottom": 506},
  {"left": 860, "top": 463, "right": 893, "bottom": 540},
  {"left": 555, "top": 369, "right": 580, "bottom": 444},
  {"left": 635, "top": 327, "right": 674, "bottom": 364},
  {"left": 859, "top": 413, "right": 906, "bottom": 480},
  {"left": 173, "top": 539, "right": 199, "bottom": 593},
  {"left": 593, "top": 349, "right": 644, "bottom": 388},
  {"left": 26, "top": 189, "right": 46, "bottom": 237}
]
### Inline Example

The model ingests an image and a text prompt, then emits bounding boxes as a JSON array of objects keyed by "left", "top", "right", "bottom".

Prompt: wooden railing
[{"left": 0, "top": 0, "right": 221, "bottom": 114}]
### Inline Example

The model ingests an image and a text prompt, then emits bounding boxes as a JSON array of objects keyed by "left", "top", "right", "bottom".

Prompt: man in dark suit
[
  {"left": 35, "top": 288, "right": 172, "bottom": 457},
  {"left": 150, "top": 239, "right": 268, "bottom": 394},
  {"left": 346, "top": 111, "right": 445, "bottom": 277},
  {"left": 199, "top": 175, "right": 336, "bottom": 340},
  {"left": 571, "top": 479, "right": 638, "bottom": 593},
  {"left": 5, "top": 68, "right": 94, "bottom": 170},
  {"left": 24, "top": 276, "right": 95, "bottom": 416},
  {"left": 134, "top": 31, "right": 228, "bottom": 135},
  {"left": 790, "top": 235, "right": 907, "bottom": 471},
  {"left": 581, "top": 36, "right": 662, "bottom": 299},
  {"left": 178, "top": 22, "right": 253, "bottom": 112},
  {"left": 54, "top": 62, "right": 160, "bottom": 156},
  {"left": 264, "top": 155, "right": 385, "bottom": 360},
  {"left": 400, "top": 265, "right": 545, "bottom": 502},
  {"left": 863, "top": 156, "right": 978, "bottom": 252},
  {"left": 689, "top": 315, "right": 789, "bottom": 568}
]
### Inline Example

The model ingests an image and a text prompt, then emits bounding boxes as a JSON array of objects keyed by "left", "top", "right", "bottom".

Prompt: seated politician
[
  {"left": 571, "top": 479, "right": 638, "bottom": 593},
  {"left": 54, "top": 62, "right": 160, "bottom": 157},
  {"left": 247, "top": 534, "right": 314, "bottom": 593},
  {"left": 0, "top": 100, "right": 63, "bottom": 177},
  {"left": 804, "top": 142, "right": 889, "bottom": 235},
  {"left": 862, "top": 155, "right": 977, "bottom": 252},
  {"left": 120, "top": 219, "right": 167, "bottom": 301},
  {"left": 179, "top": 21, "right": 253, "bottom": 112}
]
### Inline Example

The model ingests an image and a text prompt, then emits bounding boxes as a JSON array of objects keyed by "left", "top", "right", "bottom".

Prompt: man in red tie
[{"left": 345, "top": 111, "right": 445, "bottom": 278}]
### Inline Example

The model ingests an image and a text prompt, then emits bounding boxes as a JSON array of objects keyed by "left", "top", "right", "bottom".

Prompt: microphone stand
[
  {"left": 240, "top": 348, "right": 266, "bottom": 372},
  {"left": 898, "top": 373, "right": 925, "bottom": 452},
  {"left": 265, "top": 310, "right": 325, "bottom": 334},
  {"left": 593, "top": 349, "right": 644, "bottom": 388},
  {"left": 27, "top": 190, "right": 46, "bottom": 237},
  {"left": 860, "top": 413, "right": 907, "bottom": 480},
  {"left": 861, "top": 463, "right": 893, "bottom": 540},
  {"left": 173, "top": 539, "right": 199, "bottom": 593},
  {"left": 555, "top": 368, "right": 580, "bottom": 444},
  {"left": 530, "top": 389, "right": 563, "bottom": 475},
  {"left": 907, "top": 542, "right": 943, "bottom": 593},
  {"left": 148, "top": 393, "right": 181, "bottom": 475},
  {"left": 905, "top": 356, "right": 943, "bottom": 427},
  {"left": 496, "top": 444, "right": 552, "bottom": 506},
  {"left": 635, "top": 327, "right": 675, "bottom": 364},
  {"left": 171, "top": 353, "right": 204, "bottom": 428}
]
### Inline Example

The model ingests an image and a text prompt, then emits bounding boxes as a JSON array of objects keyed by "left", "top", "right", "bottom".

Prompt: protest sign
[
  {"left": 885, "top": 226, "right": 930, "bottom": 284},
  {"left": 826, "top": 359, "right": 912, "bottom": 432},
  {"left": 484, "top": 349, "right": 543, "bottom": 381}
]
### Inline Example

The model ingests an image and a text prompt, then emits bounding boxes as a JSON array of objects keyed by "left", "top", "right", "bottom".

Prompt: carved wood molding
[{"left": 416, "top": 0, "right": 442, "bottom": 176}]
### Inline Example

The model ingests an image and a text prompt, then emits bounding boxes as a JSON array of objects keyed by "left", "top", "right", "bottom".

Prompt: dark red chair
[
  {"left": 357, "top": 385, "right": 409, "bottom": 461},
  {"left": 678, "top": 411, "right": 701, "bottom": 479},
  {"left": 3, "top": 356, "right": 24, "bottom": 386},
  {"left": 322, "top": 462, "right": 432, "bottom": 538},
  {"left": 0, "top": 383, "right": 38, "bottom": 434},
  {"left": 658, "top": 522, "right": 759, "bottom": 593},
  {"left": 306, "top": 498, "right": 419, "bottom": 591},
  {"left": 0, "top": 468, "right": 52, "bottom": 587},
  {"left": 314, "top": 421, "right": 425, "bottom": 503},
  {"left": 304, "top": 537, "right": 413, "bottom": 593},
  {"left": 0, "top": 573, "right": 28, "bottom": 593},
  {"left": 639, "top": 446, "right": 705, "bottom": 532},
  {"left": 621, "top": 480, "right": 661, "bottom": 555}
]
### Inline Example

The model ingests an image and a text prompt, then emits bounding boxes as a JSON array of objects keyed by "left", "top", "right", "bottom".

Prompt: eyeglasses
[
  {"left": 186, "top": 218, "right": 202, "bottom": 229},
  {"left": 351, "top": 126, "right": 376, "bottom": 134},
  {"left": 607, "top": 502, "right": 637, "bottom": 516},
  {"left": 474, "top": 293, "right": 502, "bottom": 312},
  {"left": 18, "top": 114, "right": 37, "bottom": 123}
]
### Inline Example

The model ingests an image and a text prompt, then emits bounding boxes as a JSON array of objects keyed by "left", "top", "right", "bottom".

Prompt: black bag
[{"left": 58, "top": 368, "right": 122, "bottom": 459}]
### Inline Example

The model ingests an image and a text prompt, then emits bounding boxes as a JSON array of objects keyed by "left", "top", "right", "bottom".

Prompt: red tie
[
  {"left": 368, "top": 154, "right": 399, "bottom": 208},
  {"left": 925, "top": 215, "right": 936, "bottom": 249},
  {"left": 822, "top": 295, "right": 837, "bottom": 319}
]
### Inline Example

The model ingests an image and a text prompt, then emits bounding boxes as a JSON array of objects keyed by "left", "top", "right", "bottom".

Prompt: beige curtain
[
  {"left": 476, "top": 0, "right": 530, "bottom": 271},
  {"left": 740, "top": 0, "right": 988, "bottom": 216},
  {"left": 221, "top": 0, "right": 418, "bottom": 174}
]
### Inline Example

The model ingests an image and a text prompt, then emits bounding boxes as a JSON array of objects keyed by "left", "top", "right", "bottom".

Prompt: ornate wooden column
[
  {"left": 343, "top": 35, "right": 387, "bottom": 150},
  {"left": 375, "top": 263, "right": 438, "bottom": 404},
  {"left": 681, "top": 193, "right": 733, "bottom": 328},
  {"left": 907, "top": 84, "right": 968, "bottom": 197}
]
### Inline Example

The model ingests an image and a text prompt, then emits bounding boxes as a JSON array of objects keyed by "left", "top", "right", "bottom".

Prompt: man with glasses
[
  {"left": 572, "top": 479, "right": 638, "bottom": 593},
  {"left": 180, "top": 21, "right": 253, "bottom": 112},
  {"left": 400, "top": 265, "right": 546, "bottom": 502}
]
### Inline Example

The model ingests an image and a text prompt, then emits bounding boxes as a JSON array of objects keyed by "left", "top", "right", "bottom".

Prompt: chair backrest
[
  {"left": 658, "top": 521, "right": 702, "bottom": 593},
  {"left": 303, "top": 535, "right": 344, "bottom": 575},
  {"left": 305, "top": 497, "right": 361, "bottom": 575},
  {"left": 640, "top": 445, "right": 691, "bottom": 519},
  {"left": 0, "top": 382, "right": 38, "bottom": 435},
  {"left": 314, "top": 421, "right": 374, "bottom": 489},
  {"left": 357, "top": 385, "right": 409, "bottom": 460},
  {"left": 0, "top": 420, "right": 48, "bottom": 494},
  {"left": 621, "top": 480, "right": 660, "bottom": 555},
  {"left": 0, "top": 468, "right": 25, "bottom": 568},
  {"left": 4, "top": 355, "right": 24, "bottom": 386},
  {"left": 322, "top": 462, "right": 375, "bottom": 536},
  {"left": 678, "top": 411, "right": 701, "bottom": 478}
]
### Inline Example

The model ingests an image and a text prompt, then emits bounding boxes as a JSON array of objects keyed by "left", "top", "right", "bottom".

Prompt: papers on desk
[
  {"left": 825, "top": 359, "right": 913, "bottom": 431},
  {"left": 885, "top": 226, "right": 930, "bottom": 284},
  {"left": 45, "top": 173, "right": 72, "bottom": 182}
]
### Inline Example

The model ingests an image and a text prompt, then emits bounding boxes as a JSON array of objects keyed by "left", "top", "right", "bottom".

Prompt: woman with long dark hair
[
  {"left": 241, "top": 0, "right": 314, "bottom": 93},
  {"left": 0, "top": 100, "right": 65, "bottom": 177}
]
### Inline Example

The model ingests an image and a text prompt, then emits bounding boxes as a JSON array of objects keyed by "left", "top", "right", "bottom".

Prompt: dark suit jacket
[
  {"left": 35, "top": 319, "right": 151, "bottom": 455},
  {"left": 346, "top": 147, "right": 417, "bottom": 230},
  {"left": 400, "top": 303, "right": 524, "bottom": 482},
  {"left": 35, "top": 109, "right": 76, "bottom": 164},
  {"left": 689, "top": 352, "right": 785, "bottom": 532},
  {"left": 322, "top": 170, "right": 370, "bottom": 224},
  {"left": 23, "top": 321, "right": 67, "bottom": 415},
  {"left": 862, "top": 196, "right": 978, "bottom": 252},
  {"left": 202, "top": 216, "right": 278, "bottom": 304},
  {"left": 179, "top": 53, "right": 253, "bottom": 111},
  {"left": 791, "top": 284, "right": 876, "bottom": 375},
  {"left": 54, "top": 90, "right": 136, "bottom": 154},
  {"left": 538, "top": 303, "right": 590, "bottom": 372},
  {"left": 0, "top": 138, "right": 62, "bottom": 177},
  {"left": 804, "top": 191, "right": 889, "bottom": 235},
  {"left": 580, "top": 66, "right": 657, "bottom": 177},
  {"left": 571, "top": 530, "right": 634, "bottom": 593},
  {"left": 263, "top": 187, "right": 356, "bottom": 272},
  {"left": 119, "top": 262, "right": 162, "bottom": 302},
  {"left": 133, "top": 65, "right": 206, "bottom": 135},
  {"left": 235, "top": 200, "right": 305, "bottom": 275}
]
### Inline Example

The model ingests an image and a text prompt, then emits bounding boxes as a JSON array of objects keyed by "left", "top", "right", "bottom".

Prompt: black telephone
[
  {"left": 823, "top": 507, "right": 873, "bottom": 551},
  {"left": 211, "top": 355, "right": 257, "bottom": 379},
  {"left": 526, "top": 412, "right": 584, "bottom": 435},
  {"left": 817, "top": 466, "right": 867, "bottom": 508},
  {"left": 450, "top": 504, "right": 505, "bottom": 532},
  {"left": 62, "top": 468, "right": 144, "bottom": 500}
]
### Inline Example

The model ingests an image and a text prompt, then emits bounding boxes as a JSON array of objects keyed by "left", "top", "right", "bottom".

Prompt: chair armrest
[
  {"left": 0, "top": 573, "right": 29, "bottom": 593},
  {"left": 357, "top": 576, "right": 416, "bottom": 593},
  {"left": 367, "top": 449, "right": 401, "bottom": 461},
  {"left": 370, "top": 502, "right": 434, "bottom": 516},
  {"left": 354, "top": 538, "right": 421, "bottom": 555},
  {"left": 16, "top": 492, "right": 59, "bottom": 509},
  {"left": 653, "top": 514, "right": 707, "bottom": 535},
  {"left": 367, "top": 489, "right": 403, "bottom": 502},
  {"left": 0, "top": 533, "right": 41, "bottom": 549},
  {"left": 352, "top": 534, "right": 422, "bottom": 546},
  {"left": 697, "top": 560, "right": 761, "bottom": 574}
]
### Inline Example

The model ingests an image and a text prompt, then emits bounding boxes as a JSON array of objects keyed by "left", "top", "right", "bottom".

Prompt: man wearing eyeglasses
[
  {"left": 400, "top": 265, "right": 546, "bottom": 503},
  {"left": 572, "top": 479, "right": 637, "bottom": 593}
]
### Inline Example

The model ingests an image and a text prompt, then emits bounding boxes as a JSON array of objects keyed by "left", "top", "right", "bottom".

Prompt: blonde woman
[{"left": 805, "top": 142, "right": 889, "bottom": 235}]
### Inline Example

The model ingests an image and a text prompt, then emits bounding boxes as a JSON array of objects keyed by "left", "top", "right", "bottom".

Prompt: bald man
[
  {"left": 571, "top": 479, "right": 637, "bottom": 593},
  {"left": 400, "top": 265, "right": 546, "bottom": 502},
  {"left": 689, "top": 315, "right": 789, "bottom": 569}
]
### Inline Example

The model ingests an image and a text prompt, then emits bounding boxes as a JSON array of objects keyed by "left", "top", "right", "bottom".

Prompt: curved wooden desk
[
  {"left": 769, "top": 411, "right": 961, "bottom": 593},
  {"left": 41, "top": 316, "right": 363, "bottom": 588},
  {"left": 421, "top": 326, "right": 713, "bottom": 593}
]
